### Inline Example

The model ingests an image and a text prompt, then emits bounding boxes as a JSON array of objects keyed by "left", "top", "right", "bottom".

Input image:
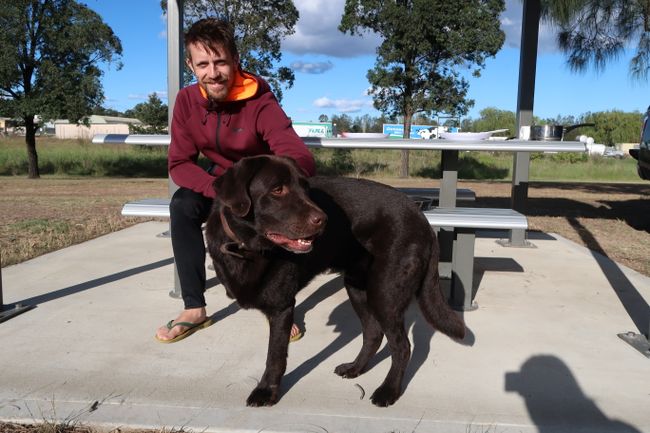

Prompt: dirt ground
[{"left": 0, "top": 176, "right": 649, "bottom": 432}]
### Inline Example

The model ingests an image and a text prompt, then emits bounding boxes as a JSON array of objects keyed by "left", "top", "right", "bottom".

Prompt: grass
[
  {"left": 0, "top": 137, "right": 168, "bottom": 177},
  {"left": 0, "top": 136, "right": 641, "bottom": 181},
  {"left": 0, "top": 176, "right": 169, "bottom": 267},
  {"left": 312, "top": 147, "right": 640, "bottom": 182}
]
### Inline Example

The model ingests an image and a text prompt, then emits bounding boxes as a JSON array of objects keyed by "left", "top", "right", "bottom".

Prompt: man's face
[{"left": 186, "top": 42, "right": 239, "bottom": 102}]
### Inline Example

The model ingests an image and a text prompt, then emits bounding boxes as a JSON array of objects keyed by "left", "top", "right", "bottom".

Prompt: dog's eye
[{"left": 270, "top": 185, "right": 287, "bottom": 196}]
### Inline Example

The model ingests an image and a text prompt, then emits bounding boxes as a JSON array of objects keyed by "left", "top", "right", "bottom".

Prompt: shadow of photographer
[{"left": 506, "top": 355, "right": 641, "bottom": 432}]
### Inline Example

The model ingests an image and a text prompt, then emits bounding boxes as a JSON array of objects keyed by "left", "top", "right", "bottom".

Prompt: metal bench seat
[
  {"left": 423, "top": 207, "right": 527, "bottom": 230},
  {"left": 424, "top": 207, "right": 529, "bottom": 311},
  {"left": 121, "top": 197, "right": 527, "bottom": 313},
  {"left": 121, "top": 199, "right": 170, "bottom": 218},
  {"left": 121, "top": 187, "right": 476, "bottom": 218}
]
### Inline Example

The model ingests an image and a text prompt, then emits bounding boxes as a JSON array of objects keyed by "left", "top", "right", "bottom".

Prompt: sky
[{"left": 87, "top": 0, "right": 650, "bottom": 124}]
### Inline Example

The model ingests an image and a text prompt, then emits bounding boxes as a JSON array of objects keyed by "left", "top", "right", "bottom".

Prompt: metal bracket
[
  {"left": 0, "top": 303, "right": 36, "bottom": 324},
  {"left": 496, "top": 238, "right": 536, "bottom": 248},
  {"left": 618, "top": 331, "right": 650, "bottom": 358}
]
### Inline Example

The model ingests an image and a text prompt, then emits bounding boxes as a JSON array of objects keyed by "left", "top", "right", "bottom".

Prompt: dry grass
[
  {"left": 1, "top": 176, "right": 649, "bottom": 276},
  {"left": 0, "top": 177, "right": 168, "bottom": 267}
]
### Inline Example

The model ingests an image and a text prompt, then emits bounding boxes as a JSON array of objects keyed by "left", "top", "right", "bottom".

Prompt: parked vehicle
[{"left": 629, "top": 105, "right": 650, "bottom": 180}]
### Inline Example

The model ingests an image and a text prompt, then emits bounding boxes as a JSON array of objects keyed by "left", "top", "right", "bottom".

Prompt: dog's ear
[{"left": 214, "top": 156, "right": 268, "bottom": 217}]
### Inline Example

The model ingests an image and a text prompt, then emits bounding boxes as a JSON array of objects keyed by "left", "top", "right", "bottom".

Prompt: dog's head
[{"left": 214, "top": 155, "right": 327, "bottom": 254}]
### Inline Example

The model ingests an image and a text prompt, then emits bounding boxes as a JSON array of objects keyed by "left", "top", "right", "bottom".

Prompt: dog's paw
[
  {"left": 246, "top": 386, "right": 278, "bottom": 407},
  {"left": 334, "top": 362, "right": 362, "bottom": 378},
  {"left": 370, "top": 385, "right": 400, "bottom": 407}
]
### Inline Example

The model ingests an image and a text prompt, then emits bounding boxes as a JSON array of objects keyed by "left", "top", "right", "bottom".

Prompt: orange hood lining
[{"left": 198, "top": 71, "right": 259, "bottom": 102}]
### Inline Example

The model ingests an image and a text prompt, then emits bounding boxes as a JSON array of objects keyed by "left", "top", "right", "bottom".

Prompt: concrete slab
[{"left": 1, "top": 221, "right": 649, "bottom": 433}]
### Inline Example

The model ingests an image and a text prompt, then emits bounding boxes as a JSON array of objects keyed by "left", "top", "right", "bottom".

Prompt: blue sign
[{"left": 382, "top": 123, "right": 451, "bottom": 139}]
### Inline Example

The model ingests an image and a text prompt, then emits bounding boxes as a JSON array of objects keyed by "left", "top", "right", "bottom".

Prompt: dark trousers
[{"left": 170, "top": 187, "right": 213, "bottom": 309}]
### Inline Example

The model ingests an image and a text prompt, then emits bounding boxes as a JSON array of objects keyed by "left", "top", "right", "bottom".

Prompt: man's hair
[{"left": 184, "top": 18, "right": 239, "bottom": 61}]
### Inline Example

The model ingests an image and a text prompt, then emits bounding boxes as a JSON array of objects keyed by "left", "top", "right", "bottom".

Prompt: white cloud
[
  {"left": 313, "top": 96, "right": 371, "bottom": 113},
  {"left": 127, "top": 91, "right": 168, "bottom": 101},
  {"left": 291, "top": 60, "right": 334, "bottom": 74},
  {"left": 502, "top": 0, "right": 560, "bottom": 53},
  {"left": 283, "top": 0, "right": 381, "bottom": 57},
  {"left": 285, "top": 0, "right": 560, "bottom": 57}
]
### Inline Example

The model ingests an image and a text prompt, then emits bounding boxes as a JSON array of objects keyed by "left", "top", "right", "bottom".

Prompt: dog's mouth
[{"left": 265, "top": 232, "right": 316, "bottom": 253}]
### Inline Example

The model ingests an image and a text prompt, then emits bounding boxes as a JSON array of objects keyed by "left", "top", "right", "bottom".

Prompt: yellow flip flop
[
  {"left": 155, "top": 318, "right": 213, "bottom": 344},
  {"left": 266, "top": 319, "right": 303, "bottom": 343},
  {"left": 290, "top": 323, "right": 304, "bottom": 342}
]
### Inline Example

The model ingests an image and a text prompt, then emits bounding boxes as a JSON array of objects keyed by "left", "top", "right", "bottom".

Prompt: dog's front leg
[{"left": 246, "top": 306, "right": 293, "bottom": 406}]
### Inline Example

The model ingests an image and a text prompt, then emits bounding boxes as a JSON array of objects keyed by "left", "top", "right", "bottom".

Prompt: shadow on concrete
[
  {"left": 476, "top": 184, "right": 649, "bottom": 341},
  {"left": 10, "top": 257, "right": 174, "bottom": 308},
  {"left": 283, "top": 274, "right": 475, "bottom": 401},
  {"left": 506, "top": 355, "right": 641, "bottom": 432},
  {"left": 566, "top": 217, "right": 649, "bottom": 338}
]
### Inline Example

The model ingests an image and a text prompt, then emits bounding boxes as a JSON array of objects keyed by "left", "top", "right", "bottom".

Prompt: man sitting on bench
[{"left": 155, "top": 18, "right": 314, "bottom": 343}]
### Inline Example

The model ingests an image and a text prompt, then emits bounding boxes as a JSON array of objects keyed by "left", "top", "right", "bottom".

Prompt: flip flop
[
  {"left": 155, "top": 318, "right": 213, "bottom": 344},
  {"left": 289, "top": 323, "right": 304, "bottom": 343},
  {"left": 266, "top": 319, "right": 304, "bottom": 343}
]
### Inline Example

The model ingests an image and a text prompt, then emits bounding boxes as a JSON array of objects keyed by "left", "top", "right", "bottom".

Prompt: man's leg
[
  {"left": 155, "top": 187, "right": 304, "bottom": 342},
  {"left": 156, "top": 188, "right": 213, "bottom": 341}
]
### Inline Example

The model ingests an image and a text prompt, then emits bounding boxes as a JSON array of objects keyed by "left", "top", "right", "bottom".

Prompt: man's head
[{"left": 184, "top": 18, "right": 240, "bottom": 102}]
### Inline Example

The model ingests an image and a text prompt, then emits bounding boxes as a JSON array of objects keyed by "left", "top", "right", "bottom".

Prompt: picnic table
[
  {"left": 92, "top": 134, "right": 586, "bottom": 310},
  {"left": 94, "top": 133, "right": 585, "bottom": 216}
]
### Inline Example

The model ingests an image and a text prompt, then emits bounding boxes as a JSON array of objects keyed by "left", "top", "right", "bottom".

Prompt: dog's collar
[{"left": 219, "top": 208, "right": 250, "bottom": 260}]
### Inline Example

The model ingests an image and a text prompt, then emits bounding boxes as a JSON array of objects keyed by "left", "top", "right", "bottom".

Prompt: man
[{"left": 155, "top": 18, "right": 315, "bottom": 343}]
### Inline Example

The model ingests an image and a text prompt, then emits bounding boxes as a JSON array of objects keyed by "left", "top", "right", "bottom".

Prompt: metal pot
[{"left": 531, "top": 123, "right": 595, "bottom": 141}]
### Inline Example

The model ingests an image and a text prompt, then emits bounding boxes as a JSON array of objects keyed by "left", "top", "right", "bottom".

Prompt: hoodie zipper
[{"left": 215, "top": 111, "right": 222, "bottom": 154}]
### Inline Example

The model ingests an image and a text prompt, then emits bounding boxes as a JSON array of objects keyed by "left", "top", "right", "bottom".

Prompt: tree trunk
[
  {"left": 400, "top": 150, "right": 409, "bottom": 178},
  {"left": 400, "top": 115, "right": 413, "bottom": 178},
  {"left": 25, "top": 116, "right": 40, "bottom": 179}
]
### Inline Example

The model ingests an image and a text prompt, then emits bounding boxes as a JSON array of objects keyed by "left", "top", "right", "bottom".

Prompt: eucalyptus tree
[
  {"left": 0, "top": 0, "right": 122, "bottom": 178},
  {"left": 543, "top": 0, "right": 650, "bottom": 81},
  {"left": 161, "top": 0, "right": 298, "bottom": 101},
  {"left": 340, "top": 0, "right": 505, "bottom": 176}
]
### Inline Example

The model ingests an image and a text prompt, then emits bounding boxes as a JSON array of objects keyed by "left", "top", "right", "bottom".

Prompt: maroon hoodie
[{"left": 168, "top": 71, "right": 315, "bottom": 198}]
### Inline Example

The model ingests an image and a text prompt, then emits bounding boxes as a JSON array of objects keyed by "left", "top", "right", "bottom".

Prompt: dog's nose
[{"left": 309, "top": 211, "right": 326, "bottom": 228}]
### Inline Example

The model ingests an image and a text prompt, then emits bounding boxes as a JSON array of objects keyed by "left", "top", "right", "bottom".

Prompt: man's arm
[
  {"left": 168, "top": 91, "right": 218, "bottom": 198},
  {"left": 256, "top": 94, "right": 316, "bottom": 177}
]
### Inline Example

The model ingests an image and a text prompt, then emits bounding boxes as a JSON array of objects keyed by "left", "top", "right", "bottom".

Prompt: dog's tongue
[{"left": 266, "top": 232, "right": 313, "bottom": 253}]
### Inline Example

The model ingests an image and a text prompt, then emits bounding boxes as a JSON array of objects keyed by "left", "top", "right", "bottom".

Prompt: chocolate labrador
[{"left": 205, "top": 155, "right": 466, "bottom": 407}]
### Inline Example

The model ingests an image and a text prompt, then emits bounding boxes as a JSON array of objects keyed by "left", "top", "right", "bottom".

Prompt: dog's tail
[{"left": 417, "top": 231, "right": 466, "bottom": 340}]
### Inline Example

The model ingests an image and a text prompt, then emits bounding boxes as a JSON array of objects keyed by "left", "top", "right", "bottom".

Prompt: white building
[{"left": 54, "top": 115, "right": 142, "bottom": 139}]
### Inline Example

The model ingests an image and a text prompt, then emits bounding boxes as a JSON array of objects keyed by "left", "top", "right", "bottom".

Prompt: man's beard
[{"left": 204, "top": 82, "right": 226, "bottom": 98}]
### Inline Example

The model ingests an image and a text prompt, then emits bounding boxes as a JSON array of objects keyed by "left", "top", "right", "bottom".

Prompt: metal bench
[
  {"left": 424, "top": 207, "right": 529, "bottom": 311},
  {"left": 121, "top": 198, "right": 170, "bottom": 217},
  {"left": 120, "top": 197, "right": 526, "bottom": 313}
]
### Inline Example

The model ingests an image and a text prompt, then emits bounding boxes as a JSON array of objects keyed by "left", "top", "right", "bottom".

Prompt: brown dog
[{"left": 205, "top": 155, "right": 465, "bottom": 407}]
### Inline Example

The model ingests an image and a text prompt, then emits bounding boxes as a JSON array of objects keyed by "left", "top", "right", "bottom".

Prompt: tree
[
  {"left": 579, "top": 110, "right": 643, "bottom": 145},
  {"left": 161, "top": 0, "right": 298, "bottom": 101},
  {"left": 340, "top": 0, "right": 505, "bottom": 177},
  {"left": 92, "top": 105, "right": 124, "bottom": 117},
  {"left": 0, "top": 0, "right": 122, "bottom": 178},
  {"left": 331, "top": 114, "right": 354, "bottom": 134},
  {"left": 542, "top": 0, "right": 650, "bottom": 81},
  {"left": 124, "top": 93, "right": 169, "bottom": 134},
  {"left": 470, "top": 107, "right": 516, "bottom": 135}
]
